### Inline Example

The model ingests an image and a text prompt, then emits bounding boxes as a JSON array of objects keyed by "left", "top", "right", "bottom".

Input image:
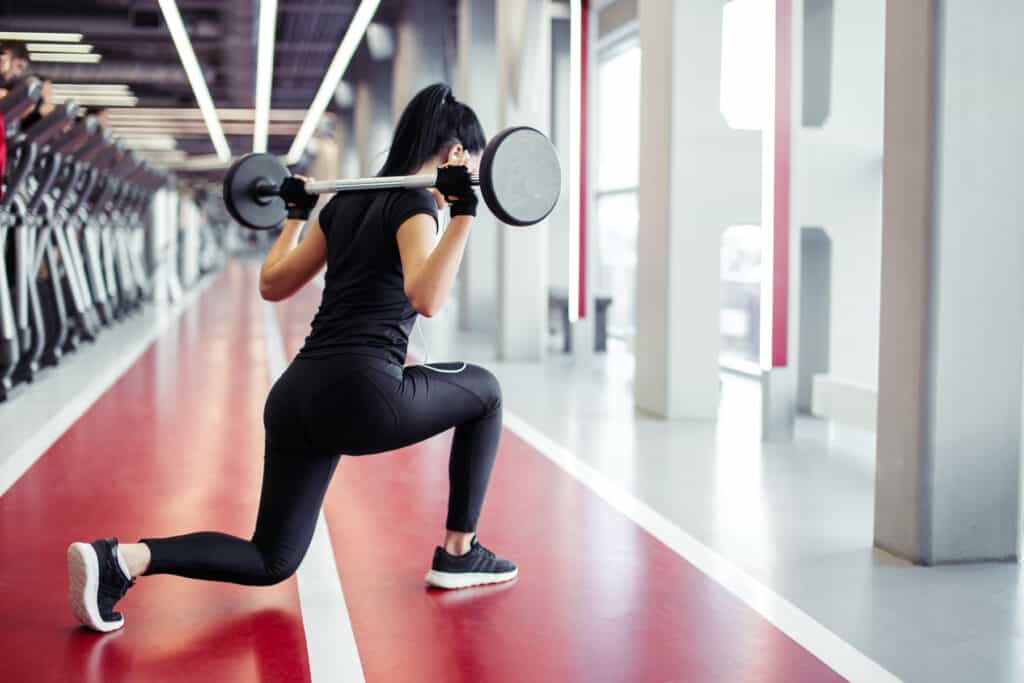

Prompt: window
[
  {"left": 720, "top": 224, "right": 762, "bottom": 370},
  {"left": 594, "top": 38, "right": 640, "bottom": 345},
  {"left": 719, "top": 0, "right": 769, "bottom": 131}
]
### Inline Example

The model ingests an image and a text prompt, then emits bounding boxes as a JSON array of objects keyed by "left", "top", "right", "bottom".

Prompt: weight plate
[
  {"left": 479, "top": 126, "right": 562, "bottom": 227},
  {"left": 223, "top": 152, "right": 290, "bottom": 231}
]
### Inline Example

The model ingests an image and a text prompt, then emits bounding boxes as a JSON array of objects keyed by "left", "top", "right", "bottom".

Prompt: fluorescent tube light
[
  {"left": 30, "top": 52, "right": 102, "bottom": 63},
  {"left": 156, "top": 0, "right": 231, "bottom": 161},
  {"left": 253, "top": 0, "right": 278, "bottom": 153},
  {"left": 286, "top": 0, "right": 381, "bottom": 163},
  {"left": 26, "top": 43, "right": 94, "bottom": 53},
  {"left": 0, "top": 31, "right": 82, "bottom": 42}
]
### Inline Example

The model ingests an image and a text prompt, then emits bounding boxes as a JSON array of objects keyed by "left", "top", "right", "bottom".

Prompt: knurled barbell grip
[{"left": 301, "top": 172, "right": 481, "bottom": 195}]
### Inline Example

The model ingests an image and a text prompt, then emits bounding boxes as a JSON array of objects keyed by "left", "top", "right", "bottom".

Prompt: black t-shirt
[{"left": 297, "top": 188, "right": 438, "bottom": 364}]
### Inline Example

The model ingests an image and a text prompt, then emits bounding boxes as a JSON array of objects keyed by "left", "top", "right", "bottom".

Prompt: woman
[{"left": 67, "top": 84, "right": 517, "bottom": 633}]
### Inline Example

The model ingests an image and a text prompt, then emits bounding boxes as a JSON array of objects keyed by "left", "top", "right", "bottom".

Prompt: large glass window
[
  {"left": 595, "top": 39, "right": 640, "bottom": 346},
  {"left": 720, "top": 224, "right": 762, "bottom": 370}
]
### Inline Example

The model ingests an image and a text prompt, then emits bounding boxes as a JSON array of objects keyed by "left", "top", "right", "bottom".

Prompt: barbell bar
[{"left": 223, "top": 126, "right": 562, "bottom": 231}]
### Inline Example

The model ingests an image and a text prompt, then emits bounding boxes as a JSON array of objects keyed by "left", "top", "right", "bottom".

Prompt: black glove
[
  {"left": 280, "top": 177, "right": 318, "bottom": 220},
  {"left": 435, "top": 165, "right": 478, "bottom": 218}
]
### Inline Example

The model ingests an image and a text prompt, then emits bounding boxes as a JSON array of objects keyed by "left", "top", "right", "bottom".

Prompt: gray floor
[{"left": 425, "top": 328, "right": 1024, "bottom": 683}]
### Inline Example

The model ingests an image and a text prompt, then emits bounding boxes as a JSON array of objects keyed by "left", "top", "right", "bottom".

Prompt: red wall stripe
[{"left": 771, "top": 0, "right": 792, "bottom": 368}]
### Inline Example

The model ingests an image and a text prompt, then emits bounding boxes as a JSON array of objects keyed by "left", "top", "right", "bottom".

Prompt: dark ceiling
[{"left": 0, "top": 0, "right": 411, "bottom": 160}]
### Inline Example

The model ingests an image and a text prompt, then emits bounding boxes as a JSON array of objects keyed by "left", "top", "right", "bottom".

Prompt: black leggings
[{"left": 141, "top": 355, "right": 502, "bottom": 586}]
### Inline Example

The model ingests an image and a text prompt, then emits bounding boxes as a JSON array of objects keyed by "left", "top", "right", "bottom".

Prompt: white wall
[{"left": 797, "top": 0, "right": 886, "bottom": 429}]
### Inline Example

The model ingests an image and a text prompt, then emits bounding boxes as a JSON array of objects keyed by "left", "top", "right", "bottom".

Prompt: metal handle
[{"left": 303, "top": 172, "right": 481, "bottom": 195}]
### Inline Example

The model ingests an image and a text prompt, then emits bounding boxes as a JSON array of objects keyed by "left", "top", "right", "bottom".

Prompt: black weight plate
[
  {"left": 479, "top": 126, "right": 562, "bottom": 227},
  {"left": 223, "top": 152, "right": 290, "bottom": 230}
]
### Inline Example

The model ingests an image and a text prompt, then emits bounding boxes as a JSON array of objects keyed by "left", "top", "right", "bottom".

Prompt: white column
[
  {"left": 635, "top": 0, "right": 760, "bottom": 419},
  {"left": 874, "top": 0, "right": 1024, "bottom": 563},
  {"left": 456, "top": 0, "right": 500, "bottom": 335},
  {"left": 179, "top": 194, "right": 200, "bottom": 289},
  {"left": 494, "top": 0, "right": 551, "bottom": 361}
]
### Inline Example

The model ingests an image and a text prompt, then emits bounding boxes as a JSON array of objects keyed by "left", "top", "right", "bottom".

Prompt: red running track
[
  {"left": 0, "top": 262, "right": 846, "bottom": 681},
  {"left": 0, "top": 264, "right": 310, "bottom": 683},
  {"left": 274, "top": 279, "right": 846, "bottom": 682}
]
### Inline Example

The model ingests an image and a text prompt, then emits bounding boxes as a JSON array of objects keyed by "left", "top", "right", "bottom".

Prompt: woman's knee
[
  {"left": 467, "top": 364, "right": 502, "bottom": 414},
  {"left": 254, "top": 547, "right": 305, "bottom": 586}
]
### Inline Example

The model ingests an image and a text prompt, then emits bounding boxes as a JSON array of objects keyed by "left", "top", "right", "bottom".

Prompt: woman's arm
[
  {"left": 259, "top": 216, "right": 327, "bottom": 301},
  {"left": 397, "top": 214, "right": 472, "bottom": 318}
]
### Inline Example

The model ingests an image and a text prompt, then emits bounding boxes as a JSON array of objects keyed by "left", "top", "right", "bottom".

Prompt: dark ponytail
[{"left": 378, "top": 83, "right": 487, "bottom": 177}]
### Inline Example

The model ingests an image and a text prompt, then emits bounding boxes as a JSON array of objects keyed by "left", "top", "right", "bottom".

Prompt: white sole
[
  {"left": 424, "top": 567, "right": 519, "bottom": 590},
  {"left": 67, "top": 542, "right": 124, "bottom": 632}
]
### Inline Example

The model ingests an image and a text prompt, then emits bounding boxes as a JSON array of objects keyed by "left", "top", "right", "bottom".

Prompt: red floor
[
  {"left": 275, "top": 278, "right": 846, "bottom": 682},
  {"left": 0, "top": 263, "right": 845, "bottom": 682},
  {"left": 0, "top": 264, "right": 310, "bottom": 683}
]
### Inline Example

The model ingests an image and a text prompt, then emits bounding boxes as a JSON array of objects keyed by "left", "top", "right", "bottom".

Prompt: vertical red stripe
[
  {"left": 577, "top": 0, "right": 589, "bottom": 320},
  {"left": 771, "top": 0, "right": 792, "bottom": 368}
]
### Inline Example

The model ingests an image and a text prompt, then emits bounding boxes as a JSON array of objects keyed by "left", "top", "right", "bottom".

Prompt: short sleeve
[
  {"left": 387, "top": 189, "right": 439, "bottom": 235},
  {"left": 316, "top": 194, "right": 342, "bottom": 236}
]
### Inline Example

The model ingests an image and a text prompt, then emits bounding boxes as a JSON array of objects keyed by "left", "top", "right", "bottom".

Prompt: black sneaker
[
  {"left": 424, "top": 538, "right": 518, "bottom": 589},
  {"left": 67, "top": 537, "right": 135, "bottom": 632}
]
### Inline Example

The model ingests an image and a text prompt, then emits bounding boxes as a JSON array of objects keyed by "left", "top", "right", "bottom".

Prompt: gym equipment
[
  {"left": 224, "top": 126, "right": 562, "bottom": 230},
  {"left": 0, "top": 77, "right": 42, "bottom": 128}
]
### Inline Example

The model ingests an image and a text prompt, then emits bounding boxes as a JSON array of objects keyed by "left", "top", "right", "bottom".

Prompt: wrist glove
[
  {"left": 435, "top": 165, "right": 478, "bottom": 218},
  {"left": 280, "top": 177, "right": 318, "bottom": 220}
]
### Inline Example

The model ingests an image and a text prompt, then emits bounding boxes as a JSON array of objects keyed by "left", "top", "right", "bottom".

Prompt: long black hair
[{"left": 378, "top": 83, "right": 486, "bottom": 177}]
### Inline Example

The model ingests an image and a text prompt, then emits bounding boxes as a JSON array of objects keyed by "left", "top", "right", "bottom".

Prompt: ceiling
[{"left": 0, "top": 0, "right": 412, "bottom": 162}]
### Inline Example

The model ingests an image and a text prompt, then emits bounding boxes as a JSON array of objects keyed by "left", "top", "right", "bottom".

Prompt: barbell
[{"left": 223, "top": 126, "right": 562, "bottom": 231}]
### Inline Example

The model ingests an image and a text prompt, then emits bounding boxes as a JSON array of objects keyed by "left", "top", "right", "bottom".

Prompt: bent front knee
[
  {"left": 471, "top": 365, "right": 502, "bottom": 415},
  {"left": 253, "top": 553, "right": 303, "bottom": 586}
]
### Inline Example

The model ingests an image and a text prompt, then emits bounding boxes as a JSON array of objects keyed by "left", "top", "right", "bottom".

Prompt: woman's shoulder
[
  {"left": 385, "top": 188, "right": 438, "bottom": 232},
  {"left": 389, "top": 187, "right": 437, "bottom": 210}
]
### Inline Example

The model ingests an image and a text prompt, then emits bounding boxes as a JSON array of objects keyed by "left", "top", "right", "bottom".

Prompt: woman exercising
[{"left": 68, "top": 83, "right": 517, "bottom": 632}]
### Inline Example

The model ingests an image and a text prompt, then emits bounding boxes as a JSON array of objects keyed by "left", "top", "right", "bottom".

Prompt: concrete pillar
[
  {"left": 353, "top": 51, "right": 392, "bottom": 176},
  {"left": 392, "top": 0, "right": 449, "bottom": 114},
  {"left": 495, "top": 0, "right": 551, "bottom": 361},
  {"left": 150, "top": 188, "right": 182, "bottom": 304},
  {"left": 456, "top": 0, "right": 500, "bottom": 335},
  {"left": 874, "top": 0, "right": 1024, "bottom": 564},
  {"left": 179, "top": 194, "right": 200, "bottom": 289},
  {"left": 635, "top": 0, "right": 760, "bottom": 419}
]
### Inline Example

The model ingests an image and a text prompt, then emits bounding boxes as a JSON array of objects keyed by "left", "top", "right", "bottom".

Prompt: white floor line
[
  {"left": 0, "top": 277, "right": 215, "bottom": 497},
  {"left": 502, "top": 412, "right": 901, "bottom": 683},
  {"left": 260, "top": 300, "right": 366, "bottom": 683}
]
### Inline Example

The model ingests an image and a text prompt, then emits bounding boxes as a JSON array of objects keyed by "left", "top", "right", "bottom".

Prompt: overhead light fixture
[
  {"left": 110, "top": 123, "right": 299, "bottom": 136},
  {"left": 167, "top": 154, "right": 233, "bottom": 171},
  {"left": 53, "top": 94, "right": 139, "bottom": 107},
  {"left": 53, "top": 83, "right": 132, "bottom": 94},
  {"left": 287, "top": 0, "right": 381, "bottom": 164},
  {"left": 26, "top": 43, "right": 94, "bottom": 53},
  {"left": 117, "top": 135, "right": 178, "bottom": 150},
  {"left": 107, "top": 107, "right": 308, "bottom": 121},
  {"left": 253, "top": 0, "right": 278, "bottom": 153},
  {"left": 30, "top": 52, "right": 103, "bottom": 63},
  {"left": 0, "top": 31, "right": 82, "bottom": 42},
  {"left": 156, "top": 0, "right": 231, "bottom": 162}
]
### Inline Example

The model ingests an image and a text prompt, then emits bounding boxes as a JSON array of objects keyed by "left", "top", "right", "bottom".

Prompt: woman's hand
[
  {"left": 280, "top": 174, "right": 318, "bottom": 220},
  {"left": 433, "top": 145, "right": 478, "bottom": 218}
]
